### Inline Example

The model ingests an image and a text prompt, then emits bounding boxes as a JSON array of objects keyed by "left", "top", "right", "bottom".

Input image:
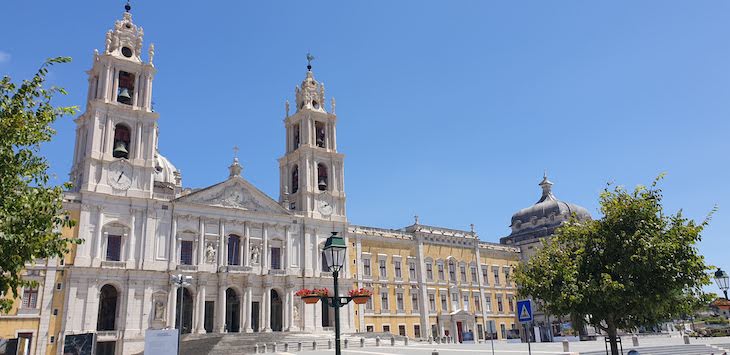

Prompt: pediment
[{"left": 175, "top": 177, "right": 289, "bottom": 214}]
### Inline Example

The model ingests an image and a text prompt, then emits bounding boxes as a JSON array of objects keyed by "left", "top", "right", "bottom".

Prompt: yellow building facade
[{"left": 350, "top": 221, "right": 520, "bottom": 342}]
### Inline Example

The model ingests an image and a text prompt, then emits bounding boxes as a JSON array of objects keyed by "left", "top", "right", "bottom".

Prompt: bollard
[
  {"left": 432, "top": 350, "right": 439, "bottom": 355},
  {"left": 562, "top": 339, "right": 569, "bottom": 352},
  {"left": 376, "top": 336, "right": 381, "bottom": 346},
  {"left": 262, "top": 343, "right": 267, "bottom": 353},
  {"left": 361, "top": 337, "right": 365, "bottom": 348},
  {"left": 297, "top": 342, "right": 302, "bottom": 351},
  {"left": 344, "top": 338, "right": 349, "bottom": 349},
  {"left": 684, "top": 334, "right": 690, "bottom": 344},
  {"left": 405, "top": 337, "right": 409, "bottom": 346},
  {"left": 254, "top": 344, "right": 259, "bottom": 354},
  {"left": 632, "top": 335, "right": 639, "bottom": 347},
  {"left": 328, "top": 339, "right": 333, "bottom": 349},
  {"left": 391, "top": 336, "right": 395, "bottom": 346},
  {"left": 273, "top": 343, "right": 278, "bottom": 352},
  {"left": 313, "top": 341, "right": 317, "bottom": 350},
  {"left": 428, "top": 336, "right": 433, "bottom": 344},
  {"left": 284, "top": 343, "right": 289, "bottom": 352}
]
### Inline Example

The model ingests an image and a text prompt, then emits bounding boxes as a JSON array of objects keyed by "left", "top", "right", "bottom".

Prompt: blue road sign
[{"left": 517, "top": 299, "right": 533, "bottom": 323}]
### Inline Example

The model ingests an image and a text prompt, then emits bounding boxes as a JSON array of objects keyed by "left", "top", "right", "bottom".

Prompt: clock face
[
  {"left": 108, "top": 160, "right": 133, "bottom": 191},
  {"left": 317, "top": 194, "right": 334, "bottom": 216}
]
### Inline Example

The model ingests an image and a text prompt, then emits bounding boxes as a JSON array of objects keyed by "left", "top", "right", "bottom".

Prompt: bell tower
[
  {"left": 69, "top": 2, "right": 162, "bottom": 198},
  {"left": 278, "top": 55, "right": 346, "bottom": 220}
]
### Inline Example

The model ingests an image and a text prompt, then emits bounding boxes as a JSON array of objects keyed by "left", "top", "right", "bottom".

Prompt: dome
[
  {"left": 154, "top": 151, "right": 180, "bottom": 187},
  {"left": 504, "top": 174, "right": 590, "bottom": 243}
]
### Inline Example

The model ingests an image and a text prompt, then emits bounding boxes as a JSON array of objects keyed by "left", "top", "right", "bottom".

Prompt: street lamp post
[
  {"left": 171, "top": 274, "right": 193, "bottom": 355},
  {"left": 321, "top": 232, "right": 350, "bottom": 355},
  {"left": 714, "top": 268, "right": 729, "bottom": 300}
]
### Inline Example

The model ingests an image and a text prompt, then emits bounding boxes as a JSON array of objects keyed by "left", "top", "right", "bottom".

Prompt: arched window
[
  {"left": 228, "top": 235, "right": 240, "bottom": 266},
  {"left": 116, "top": 71, "right": 135, "bottom": 105},
  {"left": 292, "top": 124, "right": 300, "bottom": 150},
  {"left": 97, "top": 284, "right": 118, "bottom": 330},
  {"left": 448, "top": 260, "right": 456, "bottom": 282},
  {"left": 112, "top": 124, "right": 131, "bottom": 159},
  {"left": 315, "top": 122, "right": 326, "bottom": 148},
  {"left": 291, "top": 165, "right": 299, "bottom": 194},
  {"left": 317, "top": 163, "right": 328, "bottom": 191}
]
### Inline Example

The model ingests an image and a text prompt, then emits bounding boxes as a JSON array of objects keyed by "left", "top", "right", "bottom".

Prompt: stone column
[
  {"left": 132, "top": 71, "right": 140, "bottom": 108},
  {"left": 238, "top": 288, "right": 246, "bottom": 333},
  {"left": 168, "top": 216, "right": 178, "bottom": 269},
  {"left": 127, "top": 210, "right": 136, "bottom": 264},
  {"left": 94, "top": 209, "right": 104, "bottom": 263},
  {"left": 284, "top": 226, "right": 290, "bottom": 270},
  {"left": 196, "top": 285, "right": 206, "bottom": 334},
  {"left": 303, "top": 226, "right": 313, "bottom": 277},
  {"left": 218, "top": 220, "right": 225, "bottom": 267},
  {"left": 283, "top": 288, "right": 290, "bottom": 331},
  {"left": 111, "top": 68, "right": 119, "bottom": 102},
  {"left": 135, "top": 121, "right": 143, "bottom": 159},
  {"left": 168, "top": 285, "right": 178, "bottom": 329},
  {"left": 244, "top": 222, "right": 250, "bottom": 266},
  {"left": 244, "top": 287, "right": 253, "bottom": 333},
  {"left": 262, "top": 289, "right": 270, "bottom": 332},
  {"left": 262, "top": 224, "right": 269, "bottom": 274},
  {"left": 218, "top": 285, "right": 226, "bottom": 333},
  {"left": 198, "top": 218, "right": 205, "bottom": 265}
]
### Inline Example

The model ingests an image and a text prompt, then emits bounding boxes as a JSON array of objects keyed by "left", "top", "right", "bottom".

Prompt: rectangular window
[
  {"left": 399, "top": 325, "right": 406, "bottom": 336},
  {"left": 396, "top": 293, "right": 404, "bottom": 311},
  {"left": 508, "top": 295, "right": 514, "bottom": 313},
  {"left": 438, "top": 264, "right": 445, "bottom": 280},
  {"left": 228, "top": 236, "right": 240, "bottom": 265},
  {"left": 440, "top": 293, "right": 447, "bottom": 311},
  {"left": 463, "top": 294, "right": 470, "bottom": 312},
  {"left": 366, "top": 297, "right": 373, "bottom": 311},
  {"left": 106, "top": 235, "right": 121, "bottom": 261},
  {"left": 475, "top": 295, "right": 481, "bottom": 311},
  {"left": 381, "top": 292, "right": 389, "bottom": 310},
  {"left": 363, "top": 258, "right": 371, "bottom": 276},
  {"left": 383, "top": 325, "right": 390, "bottom": 333},
  {"left": 379, "top": 259, "right": 387, "bottom": 278},
  {"left": 180, "top": 240, "right": 193, "bottom": 265},
  {"left": 493, "top": 266, "right": 501, "bottom": 286},
  {"left": 451, "top": 293, "right": 459, "bottom": 311},
  {"left": 366, "top": 325, "right": 374, "bottom": 332},
  {"left": 448, "top": 263, "right": 456, "bottom": 282},
  {"left": 426, "top": 263, "right": 433, "bottom": 281},
  {"left": 500, "top": 324, "right": 507, "bottom": 339},
  {"left": 21, "top": 287, "right": 38, "bottom": 308},
  {"left": 409, "top": 262, "right": 416, "bottom": 280},
  {"left": 394, "top": 261, "right": 402, "bottom": 278},
  {"left": 485, "top": 294, "right": 492, "bottom": 312},
  {"left": 471, "top": 266, "right": 477, "bottom": 283},
  {"left": 414, "top": 324, "right": 421, "bottom": 338},
  {"left": 504, "top": 267, "right": 512, "bottom": 287},
  {"left": 460, "top": 265, "right": 467, "bottom": 283},
  {"left": 482, "top": 265, "right": 489, "bottom": 285},
  {"left": 429, "top": 294, "right": 436, "bottom": 312},
  {"left": 411, "top": 292, "right": 419, "bottom": 311},
  {"left": 270, "top": 247, "right": 281, "bottom": 270},
  {"left": 497, "top": 294, "right": 504, "bottom": 313}
]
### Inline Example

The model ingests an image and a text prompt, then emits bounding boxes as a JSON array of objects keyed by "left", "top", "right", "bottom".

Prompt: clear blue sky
[{"left": 2, "top": 1, "right": 729, "bottom": 288}]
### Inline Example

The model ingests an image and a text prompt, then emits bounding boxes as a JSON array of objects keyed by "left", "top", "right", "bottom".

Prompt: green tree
[
  {"left": 513, "top": 176, "right": 713, "bottom": 355},
  {"left": 0, "top": 57, "right": 80, "bottom": 313}
]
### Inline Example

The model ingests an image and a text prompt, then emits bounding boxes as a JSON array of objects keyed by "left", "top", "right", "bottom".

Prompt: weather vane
[
  {"left": 125, "top": 0, "right": 131, "bottom": 12},
  {"left": 233, "top": 145, "right": 239, "bottom": 159},
  {"left": 306, "top": 52, "right": 315, "bottom": 71}
]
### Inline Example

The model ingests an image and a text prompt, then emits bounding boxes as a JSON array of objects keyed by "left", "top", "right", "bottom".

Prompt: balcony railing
[
  {"left": 176, "top": 265, "right": 198, "bottom": 272},
  {"left": 100, "top": 261, "right": 126, "bottom": 269},
  {"left": 222, "top": 265, "right": 252, "bottom": 273}
]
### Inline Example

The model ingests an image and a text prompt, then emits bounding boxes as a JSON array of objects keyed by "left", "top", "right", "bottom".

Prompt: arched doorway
[
  {"left": 175, "top": 288, "right": 194, "bottom": 334},
  {"left": 225, "top": 288, "right": 240, "bottom": 333},
  {"left": 270, "top": 290, "right": 283, "bottom": 331},
  {"left": 97, "top": 284, "right": 118, "bottom": 330}
]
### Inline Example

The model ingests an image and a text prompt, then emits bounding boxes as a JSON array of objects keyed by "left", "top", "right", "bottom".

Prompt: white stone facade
[{"left": 60, "top": 9, "right": 354, "bottom": 355}]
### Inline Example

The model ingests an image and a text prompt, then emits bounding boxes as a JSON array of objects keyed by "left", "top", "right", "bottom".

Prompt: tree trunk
[{"left": 607, "top": 322, "right": 619, "bottom": 355}]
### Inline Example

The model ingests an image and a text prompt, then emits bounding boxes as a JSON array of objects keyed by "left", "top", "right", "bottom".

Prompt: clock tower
[
  {"left": 69, "top": 4, "right": 169, "bottom": 198},
  {"left": 278, "top": 57, "right": 346, "bottom": 221}
]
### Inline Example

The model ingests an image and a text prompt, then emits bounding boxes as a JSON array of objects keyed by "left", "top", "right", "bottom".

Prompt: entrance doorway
[
  {"left": 225, "top": 288, "right": 240, "bottom": 332},
  {"left": 270, "top": 290, "right": 283, "bottom": 331},
  {"left": 204, "top": 301, "right": 214, "bottom": 333},
  {"left": 251, "top": 302, "right": 260, "bottom": 332},
  {"left": 456, "top": 321, "right": 464, "bottom": 343},
  {"left": 175, "top": 288, "right": 193, "bottom": 334}
]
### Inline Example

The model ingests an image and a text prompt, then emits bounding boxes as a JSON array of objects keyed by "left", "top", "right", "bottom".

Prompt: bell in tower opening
[
  {"left": 117, "top": 71, "right": 135, "bottom": 105},
  {"left": 317, "top": 163, "right": 328, "bottom": 191},
  {"left": 113, "top": 124, "right": 131, "bottom": 159}
]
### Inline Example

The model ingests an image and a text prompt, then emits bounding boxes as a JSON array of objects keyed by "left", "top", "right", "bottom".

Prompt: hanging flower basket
[
  {"left": 348, "top": 288, "right": 372, "bottom": 304},
  {"left": 301, "top": 295, "right": 321, "bottom": 304},
  {"left": 296, "top": 288, "right": 330, "bottom": 304}
]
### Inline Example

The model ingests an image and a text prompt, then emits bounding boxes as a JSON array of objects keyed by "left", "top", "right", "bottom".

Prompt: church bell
[
  {"left": 113, "top": 140, "right": 129, "bottom": 158},
  {"left": 318, "top": 177, "right": 327, "bottom": 190},
  {"left": 118, "top": 88, "right": 132, "bottom": 101}
]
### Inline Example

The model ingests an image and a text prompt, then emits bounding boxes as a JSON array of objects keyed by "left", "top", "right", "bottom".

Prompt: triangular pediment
[{"left": 175, "top": 177, "right": 289, "bottom": 214}]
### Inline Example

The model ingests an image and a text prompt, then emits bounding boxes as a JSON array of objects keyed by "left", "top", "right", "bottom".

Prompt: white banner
[{"left": 144, "top": 329, "right": 179, "bottom": 355}]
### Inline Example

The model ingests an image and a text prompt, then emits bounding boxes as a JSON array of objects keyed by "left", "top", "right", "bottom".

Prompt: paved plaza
[{"left": 281, "top": 336, "right": 730, "bottom": 355}]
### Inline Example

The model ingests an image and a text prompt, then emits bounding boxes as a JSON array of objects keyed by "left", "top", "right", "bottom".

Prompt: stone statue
[
  {"left": 293, "top": 304, "right": 300, "bottom": 321},
  {"left": 331, "top": 97, "right": 336, "bottom": 114},
  {"left": 285, "top": 100, "right": 290, "bottom": 117},
  {"left": 105, "top": 31, "right": 112, "bottom": 54},
  {"left": 250, "top": 245, "right": 260, "bottom": 265},
  {"left": 148, "top": 43, "right": 155, "bottom": 65},
  {"left": 205, "top": 242, "right": 216, "bottom": 264},
  {"left": 154, "top": 299, "right": 165, "bottom": 320}
]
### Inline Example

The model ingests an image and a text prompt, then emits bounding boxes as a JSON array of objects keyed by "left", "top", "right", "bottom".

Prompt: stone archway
[
  {"left": 225, "top": 288, "right": 240, "bottom": 332},
  {"left": 175, "top": 288, "right": 194, "bottom": 334},
  {"left": 270, "top": 289, "right": 283, "bottom": 331},
  {"left": 97, "top": 284, "right": 118, "bottom": 331}
]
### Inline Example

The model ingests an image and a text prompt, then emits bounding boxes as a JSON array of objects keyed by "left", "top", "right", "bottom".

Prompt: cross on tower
[
  {"left": 306, "top": 52, "right": 315, "bottom": 71},
  {"left": 233, "top": 146, "right": 239, "bottom": 159}
]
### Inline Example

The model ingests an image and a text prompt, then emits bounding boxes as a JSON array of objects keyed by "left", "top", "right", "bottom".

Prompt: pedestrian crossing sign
[{"left": 517, "top": 299, "right": 533, "bottom": 323}]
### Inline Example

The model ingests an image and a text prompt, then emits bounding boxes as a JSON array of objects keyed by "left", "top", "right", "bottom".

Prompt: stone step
[{"left": 581, "top": 344, "right": 718, "bottom": 355}]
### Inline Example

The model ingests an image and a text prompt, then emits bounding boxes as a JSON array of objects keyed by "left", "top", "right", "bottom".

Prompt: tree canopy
[
  {"left": 513, "top": 176, "right": 713, "bottom": 355},
  {"left": 0, "top": 57, "right": 80, "bottom": 313}
]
